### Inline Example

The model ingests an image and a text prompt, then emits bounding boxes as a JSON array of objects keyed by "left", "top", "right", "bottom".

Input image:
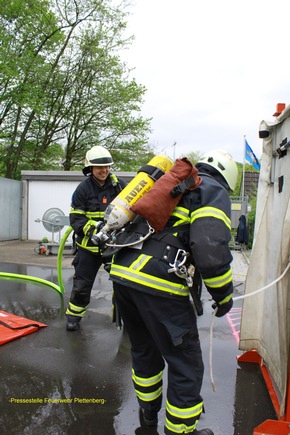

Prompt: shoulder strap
[
  {"left": 170, "top": 177, "right": 196, "bottom": 198},
  {"left": 110, "top": 174, "right": 123, "bottom": 194}
]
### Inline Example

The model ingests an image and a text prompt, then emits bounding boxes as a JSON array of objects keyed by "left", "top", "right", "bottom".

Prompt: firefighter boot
[
  {"left": 66, "top": 315, "right": 81, "bottom": 331},
  {"left": 140, "top": 408, "right": 158, "bottom": 426}
]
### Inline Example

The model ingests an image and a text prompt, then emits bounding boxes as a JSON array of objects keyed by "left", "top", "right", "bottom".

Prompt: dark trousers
[
  {"left": 67, "top": 249, "right": 104, "bottom": 316},
  {"left": 113, "top": 282, "right": 204, "bottom": 433}
]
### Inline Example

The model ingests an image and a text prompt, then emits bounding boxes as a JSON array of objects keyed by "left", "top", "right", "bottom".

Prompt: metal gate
[{"left": 0, "top": 178, "right": 22, "bottom": 241}]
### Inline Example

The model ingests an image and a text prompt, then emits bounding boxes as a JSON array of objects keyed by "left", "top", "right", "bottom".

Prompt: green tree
[
  {"left": 0, "top": 0, "right": 65, "bottom": 178},
  {"left": 0, "top": 0, "right": 151, "bottom": 179},
  {"left": 184, "top": 150, "right": 204, "bottom": 165}
]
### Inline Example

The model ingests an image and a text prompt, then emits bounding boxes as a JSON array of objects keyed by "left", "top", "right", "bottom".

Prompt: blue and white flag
[{"left": 245, "top": 139, "right": 260, "bottom": 170}]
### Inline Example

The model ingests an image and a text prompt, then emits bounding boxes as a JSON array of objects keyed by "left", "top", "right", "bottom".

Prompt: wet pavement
[{"left": 0, "top": 242, "right": 277, "bottom": 435}]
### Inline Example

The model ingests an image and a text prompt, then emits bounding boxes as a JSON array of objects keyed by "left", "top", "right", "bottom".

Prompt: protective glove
[
  {"left": 83, "top": 220, "right": 99, "bottom": 238},
  {"left": 212, "top": 298, "right": 233, "bottom": 317},
  {"left": 87, "top": 226, "right": 98, "bottom": 239}
]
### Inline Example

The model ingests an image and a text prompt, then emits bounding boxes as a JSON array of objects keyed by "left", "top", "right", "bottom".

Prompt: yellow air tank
[
  {"left": 104, "top": 155, "right": 173, "bottom": 230},
  {"left": 93, "top": 155, "right": 173, "bottom": 246}
]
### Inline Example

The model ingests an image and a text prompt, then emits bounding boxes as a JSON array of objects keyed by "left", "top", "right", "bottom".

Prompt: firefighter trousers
[
  {"left": 113, "top": 282, "right": 204, "bottom": 434},
  {"left": 66, "top": 249, "right": 104, "bottom": 318}
]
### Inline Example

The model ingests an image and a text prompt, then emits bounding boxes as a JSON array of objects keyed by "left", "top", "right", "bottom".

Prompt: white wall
[
  {"left": 28, "top": 180, "right": 79, "bottom": 241},
  {"left": 23, "top": 170, "right": 135, "bottom": 241}
]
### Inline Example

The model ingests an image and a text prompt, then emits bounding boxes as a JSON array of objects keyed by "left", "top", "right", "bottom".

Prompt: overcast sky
[{"left": 121, "top": 0, "right": 290, "bottom": 163}]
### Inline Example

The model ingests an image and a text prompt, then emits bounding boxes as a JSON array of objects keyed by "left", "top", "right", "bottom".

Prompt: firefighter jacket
[
  {"left": 110, "top": 173, "right": 234, "bottom": 305},
  {"left": 70, "top": 173, "right": 126, "bottom": 255}
]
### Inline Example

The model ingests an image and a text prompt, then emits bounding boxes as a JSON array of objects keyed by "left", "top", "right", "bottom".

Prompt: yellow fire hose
[
  {"left": 57, "top": 225, "right": 74, "bottom": 294},
  {"left": 0, "top": 271, "right": 62, "bottom": 294},
  {"left": 0, "top": 227, "right": 74, "bottom": 296}
]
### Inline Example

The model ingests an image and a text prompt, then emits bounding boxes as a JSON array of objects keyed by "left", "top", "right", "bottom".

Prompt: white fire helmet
[
  {"left": 83, "top": 146, "right": 113, "bottom": 175},
  {"left": 196, "top": 149, "right": 238, "bottom": 191}
]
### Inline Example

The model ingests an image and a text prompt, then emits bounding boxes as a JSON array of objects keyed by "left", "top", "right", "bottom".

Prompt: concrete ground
[{"left": 0, "top": 241, "right": 276, "bottom": 435}]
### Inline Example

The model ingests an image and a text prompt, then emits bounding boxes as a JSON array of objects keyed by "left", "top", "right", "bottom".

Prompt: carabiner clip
[
  {"left": 168, "top": 249, "right": 187, "bottom": 269},
  {"left": 168, "top": 249, "right": 188, "bottom": 275}
]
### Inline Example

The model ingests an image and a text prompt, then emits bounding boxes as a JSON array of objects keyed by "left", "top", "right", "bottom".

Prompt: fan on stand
[{"left": 35, "top": 208, "right": 71, "bottom": 255}]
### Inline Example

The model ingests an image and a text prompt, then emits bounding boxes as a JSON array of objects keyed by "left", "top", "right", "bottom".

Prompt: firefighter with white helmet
[
  {"left": 195, "top": 149, "right": 238, "bottom": 192},
  {"left": 109, "top": 150, "right": 238, "bottom": 434},
  {"left": 82, "top": 145, "right": 114, "bottom": 175},
  {"left": 65, "top": 145, "right": 126, "bottom": 331}
]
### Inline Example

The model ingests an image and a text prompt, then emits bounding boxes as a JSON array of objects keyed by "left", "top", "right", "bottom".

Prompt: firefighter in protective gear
[
  {"left": 65, "top": 146, "right": 126, "bottom": 331},
  {"left": 109, "top": 149, "right": 238, "bottom": 435}
]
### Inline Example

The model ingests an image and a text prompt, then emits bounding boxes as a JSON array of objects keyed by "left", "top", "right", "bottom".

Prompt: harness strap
[
  {"left": 138, "top": 238, "right": 185, "bottom": 263},
  {"left": 170, "top": 177, "right": 196, "bottom": 198},
  {"left": 137, "top": 164, "right": 165, "bottom": 181}
]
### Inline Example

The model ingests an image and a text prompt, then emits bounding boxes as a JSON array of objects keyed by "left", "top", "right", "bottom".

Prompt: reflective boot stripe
[
  {"left": 166, "top": 398, "right": 203, "bottom": 418},
  {"left": 66, "top": 302, "right": 87, "bottom": 317},
  {"left": 165, "top": 417, "right": 196, "bottom": 434},
  {"left": 165, "top": 398, "right": 203, "bottom": 434},
  {"left": 132, "top": 368, "right": 163, "bottom": 403},
  {"left": 132, "top": 369, "right": 163, "bottom": 387},
  {"left": 135, "top": 387, "right": 163, "bottom": 402}
]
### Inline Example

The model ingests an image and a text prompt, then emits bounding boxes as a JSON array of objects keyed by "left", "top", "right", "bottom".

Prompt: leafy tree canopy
[{"left": 0, "top": 0, "right": 152, "bottom": 179}]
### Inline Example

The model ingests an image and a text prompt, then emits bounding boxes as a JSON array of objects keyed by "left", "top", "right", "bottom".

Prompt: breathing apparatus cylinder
[{"left": 92, "top": 155, "right": 173, "bottom": 246}]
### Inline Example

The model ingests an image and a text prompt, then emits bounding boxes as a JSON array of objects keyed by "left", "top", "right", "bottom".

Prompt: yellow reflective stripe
[
  {"left": 76, "top": 240, "right": 100, "bottom": 253},
  {"left": 66, "top": 303, "right": 87, "bottom": 317},
  {"left": 83, "top": 220, "right": 97, "bottom": 234},
  {"left": 111, "top": 174, "right": 119, "bottom": 184},
  {"left": 171, "top": 205, "right": 190, "bottom": 221},
  {"left": 132, "top": 369, "right": 163, "bottom": 387},
  {"left": 70, "top": 208, "right": 104, "bottom": 219},
  {"left": 131, "top": 254, "right": 151, "bottom": 271},
  {"left": 166, "top": 398, "right": 203, "bottom": 419},
  {"left": 86, "top": 211, "right": 104, "bottom": 219},
  {"left": 66, "top": 309, "right": 86, "bottom": 317},
  {"left": 135, "top": 386, "right": 162, "bottom": 402},
  {"left": 70, "top": 208, "right": 86, "bottom": 215},
  {"left": 169, "top": 210, "right": 190, "bottom": 236},
  {"left": 110, "top": 264, "right": 189, "bottom": 296},
  {"left": 219, "top": 293, "right": 233, "bottom": 305},
  {"left": 68, "top": 303, "right": 86, "bottom": 312},
  {"left": 165, "top": 417, "right": 196, "bottom": 434},
  {"left": 191, "top": 206, "right": 231, "bottom": 230},
  {"left": 203, "top": 269, "right": 232, "bottom": 288}
]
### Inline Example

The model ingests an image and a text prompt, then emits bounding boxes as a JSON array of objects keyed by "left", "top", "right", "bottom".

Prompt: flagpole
[{"left": 242, "top": 135, "right": 246, "bottom": 199}]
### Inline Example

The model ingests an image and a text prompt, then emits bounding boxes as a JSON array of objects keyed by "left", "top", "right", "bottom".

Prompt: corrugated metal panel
[{"left": 0, "top": 178, "right": 22, "bottom": 241}]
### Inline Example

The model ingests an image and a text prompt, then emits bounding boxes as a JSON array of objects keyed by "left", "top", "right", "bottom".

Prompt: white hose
[
  {"left": 105, "top": 228, "right": 155, "bottom": 248},
  {"left": 209, "top": 261, "right": 290, "bottom": 392},
  {"left": 232, "top": 261, "right": 290, "bottom": 302}
]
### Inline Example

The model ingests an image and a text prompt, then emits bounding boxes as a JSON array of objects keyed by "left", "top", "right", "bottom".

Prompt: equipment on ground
[
  {"left": 35, "top": 208, "right": 72, "bottom": 255},
  {"left": 0, "top": 310, "right": 47, "bottom": 345}
]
